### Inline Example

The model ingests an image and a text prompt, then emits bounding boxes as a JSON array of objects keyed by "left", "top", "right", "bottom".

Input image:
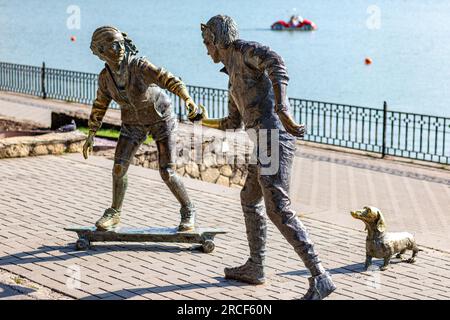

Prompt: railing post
[
  {"left": 41, "top": 61, "right": 47, "bottom": 99},
  {"left": 381, "top": 101, "right": 387, "bottom": 158},
  {"left": 179, "top": 98, "right": 183, "bottom": 122}
]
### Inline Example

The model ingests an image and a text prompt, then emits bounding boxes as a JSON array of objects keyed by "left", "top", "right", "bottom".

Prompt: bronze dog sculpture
[{"left": 351, "top": 206, "right": 419, "bottom": 271}]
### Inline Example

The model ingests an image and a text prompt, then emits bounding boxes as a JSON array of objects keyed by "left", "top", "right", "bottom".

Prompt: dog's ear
[{"left": 376, "top": 210, "right": 386, "bottom": 233}]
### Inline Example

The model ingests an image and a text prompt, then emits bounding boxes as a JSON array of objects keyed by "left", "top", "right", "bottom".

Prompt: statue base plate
[{"left": 64, "top": 226, "right": 226, "bottom": 253}]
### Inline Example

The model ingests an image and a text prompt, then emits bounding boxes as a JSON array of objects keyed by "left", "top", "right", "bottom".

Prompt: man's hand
[
  {"left": 186, "top": 98, "right": 206, "bottom": 122},
  {"left": 277, "top": 109, "right": 306, "bottom": 138},
  {"left": 82, "top": 131, "right": 95, "bottom": 159},
  {"left": 272, "top": 83, "right": 305, "bottom": 137},
  {"left": 196, "top": 105, "right": 222, "bottom": 129}
]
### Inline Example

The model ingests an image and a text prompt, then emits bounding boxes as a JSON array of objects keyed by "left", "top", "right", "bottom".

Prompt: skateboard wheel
[
  {"left": 76, "top": 238, "right": 90, "bottom": 251},
  {"left": 202, "top": 240, "right": 215, "bottom": 253}
]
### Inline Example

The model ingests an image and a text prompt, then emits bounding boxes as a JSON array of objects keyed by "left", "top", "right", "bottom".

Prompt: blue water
[{"left": 1, "top": 0, "right": 450, "bottom": 116}]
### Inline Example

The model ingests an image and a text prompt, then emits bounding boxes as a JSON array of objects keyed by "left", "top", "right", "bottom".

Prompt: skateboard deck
[{"left": 64, "top": 226, "right": 226, "bottom": 253}]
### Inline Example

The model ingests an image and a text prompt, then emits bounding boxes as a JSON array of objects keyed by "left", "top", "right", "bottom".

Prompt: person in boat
[{"left": 289, "top": 15, "right": 304, "bottom": 27}]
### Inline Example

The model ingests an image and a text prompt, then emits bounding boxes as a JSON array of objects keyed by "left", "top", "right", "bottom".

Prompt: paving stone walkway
[{"left": 1, "top": 154, "right": 449, "bottom": 300}]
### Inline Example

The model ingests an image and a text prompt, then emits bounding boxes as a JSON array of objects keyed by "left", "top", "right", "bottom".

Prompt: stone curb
[{"left": 0, "top": 130, "right": 86, "bottom": 159}]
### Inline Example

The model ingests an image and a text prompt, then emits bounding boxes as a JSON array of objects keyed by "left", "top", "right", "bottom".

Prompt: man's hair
[{"left": 203, "top": 15, "right": 239, "bottom": 48}]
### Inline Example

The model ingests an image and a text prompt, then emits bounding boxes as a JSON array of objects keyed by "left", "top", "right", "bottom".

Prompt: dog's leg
[
  {"left": 380, "top": 257, "right": 390, "bottom": 271},
  {"left": 396, "top": 249, "right": 406, "bottom": 260},
  {"left": 364, "top": 254, "right": 373, "bottom": 270},
  {"left": 407, "top": 244, "right": 419, "bottom": 263}
]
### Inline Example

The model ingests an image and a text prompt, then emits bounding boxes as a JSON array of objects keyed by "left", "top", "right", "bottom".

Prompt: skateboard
[{"left": 64, "top": 226, "right": 226, "bottom": 253}]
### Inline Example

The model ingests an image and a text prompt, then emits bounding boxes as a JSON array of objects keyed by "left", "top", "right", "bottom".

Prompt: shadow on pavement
[
  {"left": 0, "top": 243, "right": 198, "bottom": 267},
  {"left": 278, "top": 259, "right": 407, "bottom": 277},
  {"left": 80, "top": 276, "right": 253, "bottom": 300},
  {"left": 0, "top": 283, "right": 35, "bottom": 299}
]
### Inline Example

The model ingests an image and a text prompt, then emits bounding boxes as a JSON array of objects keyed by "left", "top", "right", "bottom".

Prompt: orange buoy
[
  {"left": 70, "top": 36, "right": 76, "bottom": 42},
  {"left": 365, "top": 57, "right": 372, "bottom": 65}
]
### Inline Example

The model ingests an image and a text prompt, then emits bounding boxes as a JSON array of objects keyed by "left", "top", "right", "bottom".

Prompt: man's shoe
[
  {"left": 301, "top": 272, "right": 336, "bottom": 300},
  {"left": 224, "top": 259, "right": 265, "bottom": 285},
  {"left": 95, "top": 208, "right": 121, "bottom": 231}
]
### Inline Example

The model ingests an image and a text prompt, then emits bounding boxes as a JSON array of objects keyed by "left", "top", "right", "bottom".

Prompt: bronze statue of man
[
  {"left": 199, "top": 15, "right": 336, "bottom": 300},
  {"left": 83, "top": 26, "right": 200, "bottom": 232}
]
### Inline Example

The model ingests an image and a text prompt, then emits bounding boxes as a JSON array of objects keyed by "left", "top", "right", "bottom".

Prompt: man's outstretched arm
[{"left": 201, "top": 87, "right": 243, "bottom": 131}]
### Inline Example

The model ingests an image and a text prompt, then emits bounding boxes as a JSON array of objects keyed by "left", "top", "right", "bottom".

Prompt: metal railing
[{"left": 1, "top": 61, "right": 449, "bottom": 165}]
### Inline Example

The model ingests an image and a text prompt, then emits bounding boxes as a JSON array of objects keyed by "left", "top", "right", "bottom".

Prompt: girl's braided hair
[{"left": 90, "top": 25, "right": 138, "bottom": 56}]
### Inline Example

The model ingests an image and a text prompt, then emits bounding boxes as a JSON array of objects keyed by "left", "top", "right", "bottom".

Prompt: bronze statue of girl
[{"left": 83, "top": 26, "right": 201, "bottom": 232}]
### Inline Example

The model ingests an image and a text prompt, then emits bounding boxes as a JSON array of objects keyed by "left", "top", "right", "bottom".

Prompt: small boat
[{"left": 271, "top": 15, "right": 317, "bottom": 31}]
